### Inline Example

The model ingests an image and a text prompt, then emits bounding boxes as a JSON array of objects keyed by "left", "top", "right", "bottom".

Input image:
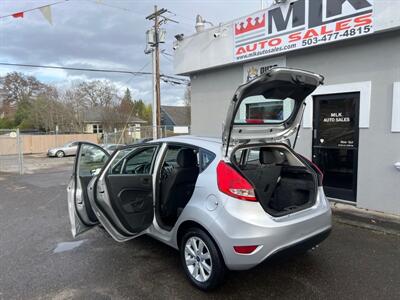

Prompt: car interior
[
  {"left": 233, "top": 145, "right": 317, "bottom": 216},
  {"left": 157, "top": 145, "right": 200, "bottom": 228}
]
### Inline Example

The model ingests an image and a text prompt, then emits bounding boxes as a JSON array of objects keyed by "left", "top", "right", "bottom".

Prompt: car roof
[{"left": 150, "top": 135, "right": 222, "bottom": 154}]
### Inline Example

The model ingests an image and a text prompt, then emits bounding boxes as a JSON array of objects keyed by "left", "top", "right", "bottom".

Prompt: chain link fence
[
  {"left": 0, "top": 129, "right": 24, "bottom": 174},
  {"left": 0, "top": 126, "right": 189, "bottom": 175},
  {"left": 103, "top": 125, "right": 190, "bottom": 145}
]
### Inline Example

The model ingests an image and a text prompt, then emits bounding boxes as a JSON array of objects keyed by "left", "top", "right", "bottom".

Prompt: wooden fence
[{"left": 0, "top": 133, "right": 99, "bottom": 155}]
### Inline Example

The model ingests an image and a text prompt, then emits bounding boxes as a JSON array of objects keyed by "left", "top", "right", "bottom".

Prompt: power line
[
  {"left": 161, "top": 52, "right": 173, "bottom": 63},
  {"left": 0, "top": 0, "right": 70, "bottom": 19},
  {"left": 85, "top": 0, "right": 136, "bottom": 13},
  {"left": 0, "top": 62, "right": 150, "bottom": 76},
  {"left": 0, "top": 62, "right": 189, "bottom": 84}
]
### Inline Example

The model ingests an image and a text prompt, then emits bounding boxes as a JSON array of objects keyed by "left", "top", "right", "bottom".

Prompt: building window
[{"left": 93, "top": 124, "right": 103, "bottom": 134}]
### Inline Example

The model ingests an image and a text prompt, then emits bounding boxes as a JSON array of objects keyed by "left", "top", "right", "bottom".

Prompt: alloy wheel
[{"left": 184, "top": 236, "right": 213, "bottom": 282}]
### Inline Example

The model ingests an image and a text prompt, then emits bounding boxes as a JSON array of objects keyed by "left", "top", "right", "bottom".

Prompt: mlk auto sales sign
[{"left": 233, "top": 0, "right": 374, "bottom": 61}]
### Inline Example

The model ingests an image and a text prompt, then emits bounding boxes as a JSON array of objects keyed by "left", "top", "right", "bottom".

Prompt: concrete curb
[{"left": 331, "top": 202, "right": 400, "bottom": 236}]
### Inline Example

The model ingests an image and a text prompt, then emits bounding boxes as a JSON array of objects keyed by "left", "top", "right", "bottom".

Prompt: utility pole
[{"left": 146, "top": 6, "right": 174, "bottom": 139}]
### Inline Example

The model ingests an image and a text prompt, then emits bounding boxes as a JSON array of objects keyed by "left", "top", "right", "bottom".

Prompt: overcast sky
[{"left": 0, "top": 0, "right": 265, "bottom": 105}]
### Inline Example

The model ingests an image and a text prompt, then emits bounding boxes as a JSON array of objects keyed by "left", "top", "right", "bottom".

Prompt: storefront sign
[
  {"left": 243, "top": 56, "right": 286, "bottom": 83},
  {"left": 234, "top": 0, "right": 374, "bottom": 61}
]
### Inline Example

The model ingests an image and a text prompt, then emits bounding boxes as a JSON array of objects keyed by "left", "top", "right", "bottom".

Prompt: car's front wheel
[
  {"left": 180, "top": 228, "right": 226, "bottom": 291},
  {"left": 56, "top": 150, "right": 65, "bottom": 158}
]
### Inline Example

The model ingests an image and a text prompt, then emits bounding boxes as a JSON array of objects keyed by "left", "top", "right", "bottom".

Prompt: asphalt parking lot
[{"left": 0, "top": 163, "right": 399, "bottom": 300}]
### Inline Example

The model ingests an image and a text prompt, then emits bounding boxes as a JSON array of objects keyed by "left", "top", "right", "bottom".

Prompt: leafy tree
[
  {"left": 0, "top": 117, "right": 15, "bottom": 129},
  {"left": 0, "top": 72, "right": 49, "bottom": 122},
  {"left": 0, "top": 72, "right": 47, "bottom": 104},
  {"left": 142, "top": 103, "right": 152, "bottom": 124},
  {"left": 119, "top": 88, "right": 134, "bottom": 114},
  {"left": 14, "top": 98, "right": 33, "bottom": 128}
]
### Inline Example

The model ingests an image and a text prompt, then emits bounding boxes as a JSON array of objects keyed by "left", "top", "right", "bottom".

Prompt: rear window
[
  {"left": 234, "top": 95, "right": 295, "bottom": 124},
  {"left": 199, "top": 149, "right": 215, "bottom": 172}
]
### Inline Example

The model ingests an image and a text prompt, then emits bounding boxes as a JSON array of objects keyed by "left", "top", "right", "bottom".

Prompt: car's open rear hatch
[{"left": 222, "top": 68, "right": 324, "bottom": 157}]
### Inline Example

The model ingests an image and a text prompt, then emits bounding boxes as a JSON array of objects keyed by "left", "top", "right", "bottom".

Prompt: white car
[{"left": 67, "top": 68, "right": 332, "bottom": 290}]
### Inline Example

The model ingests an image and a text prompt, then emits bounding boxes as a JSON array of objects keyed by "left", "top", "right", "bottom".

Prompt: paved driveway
[{"left": 0, "top": 167, "right": 399, "bottom": 300}]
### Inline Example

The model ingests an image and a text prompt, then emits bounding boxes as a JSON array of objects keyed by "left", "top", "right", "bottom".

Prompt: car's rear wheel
[
  {"left": 180, "top": 228, "right": 226, "bottom": 291},
  {"left": 56, "top": 150, "right": 65, "bottom": 158}
]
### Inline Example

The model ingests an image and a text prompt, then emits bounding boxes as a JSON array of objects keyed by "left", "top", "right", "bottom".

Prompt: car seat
[{"left": 160, "top": 149, "right": 199, "bottom": 225}]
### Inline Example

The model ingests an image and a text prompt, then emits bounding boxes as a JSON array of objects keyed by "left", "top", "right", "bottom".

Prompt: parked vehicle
[
  {"left": 47, "top": 141, "right": 79, "bottom": 158},
  {"left": 67, "top": 68, "right": 331, "bottom": 290}
]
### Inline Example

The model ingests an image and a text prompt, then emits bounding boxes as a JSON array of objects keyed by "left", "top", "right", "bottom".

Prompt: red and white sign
[{"left": 234, "top": 0, "right": 374, "bottom": 61}]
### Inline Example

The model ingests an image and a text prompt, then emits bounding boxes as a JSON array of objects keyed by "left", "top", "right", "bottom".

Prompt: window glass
[
  {"left": 234, "top": 95, "right": 295, "bottom": 124},
  {"left": 247, "top": 149, "right": 260, "bottom": 164},
  {"left": 161, "top": 145, "right": 198, "bottom": 178},
  {"left": 164, "top": 146, "right": 182, "bottom": 167},
  {"left": 200, "top": 149, "right": 215, "bottom": 171},
  {"left": 78, "top": 144, "right": 108, "bottom": 176},
  {"left": 110, "top": 146, "right": 157, "bottom": 175}
]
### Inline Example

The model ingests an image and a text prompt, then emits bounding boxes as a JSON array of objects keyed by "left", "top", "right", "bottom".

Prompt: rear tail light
[
  {"left": 216, "top": 161, "right": 257, "bottom": 201},
  {"left": 299, "top": 155, "right": 324, "bottom": 185},
  {"left": 233, "top": 245, "right": 259, "bottom": 254}
]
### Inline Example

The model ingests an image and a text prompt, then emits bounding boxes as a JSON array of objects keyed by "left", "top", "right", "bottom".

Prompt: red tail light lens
[{"left": 216, "top": 161, "right": 257, "bottom": 201}]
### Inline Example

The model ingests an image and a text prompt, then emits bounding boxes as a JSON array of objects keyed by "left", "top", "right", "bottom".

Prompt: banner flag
[
  {"left": 12, "top": 12, "right": 24, "bottom": 18},
  {"left": 39, "top": 6, "right": 52, "bottom": 25}
]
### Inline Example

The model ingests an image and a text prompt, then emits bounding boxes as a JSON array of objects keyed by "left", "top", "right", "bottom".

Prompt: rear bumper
[
  {"left": 210, "top": 187, "right": 332, "bottom": 270},
  {"left": 264, "top": 228, "right": 331, "bottom": 262}
]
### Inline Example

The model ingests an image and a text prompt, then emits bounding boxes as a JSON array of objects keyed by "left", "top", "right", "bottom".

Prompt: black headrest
[
  {"left": 177, "top": 149, "right": 197, "bottom": 168},
  {"left": 259, "top": 148, "right": 285, "bottom": 165}
]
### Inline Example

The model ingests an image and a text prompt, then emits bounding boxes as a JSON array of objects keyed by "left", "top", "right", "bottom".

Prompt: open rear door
[
  {"left": 67, "top": 142, "right": 110, "bottom": 237},
  {"left": 222, "top": 68, "right": 324, "bottom": 157},
  {"left": 88, "top": 144, "right": 160, "bottom": 242}
]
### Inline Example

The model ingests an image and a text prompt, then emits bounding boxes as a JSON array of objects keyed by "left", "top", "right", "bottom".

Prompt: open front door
[
  {"left": 88, "top": 144, "right": 159, "bottom": 242},
  {"left": 67, "top": 142, "right": 111, "bottom": 237}
]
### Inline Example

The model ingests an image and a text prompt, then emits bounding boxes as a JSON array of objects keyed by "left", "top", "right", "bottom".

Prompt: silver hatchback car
[{"left": 67, "top": 68, "right": 332, "bottom": 290}]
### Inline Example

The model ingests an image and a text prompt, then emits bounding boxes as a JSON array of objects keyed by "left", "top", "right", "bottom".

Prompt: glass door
[{"left": 312, "top": 93, "right": 360, "bottom": 202}]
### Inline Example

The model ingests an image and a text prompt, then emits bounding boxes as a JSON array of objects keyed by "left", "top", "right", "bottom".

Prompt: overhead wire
[{"left": 0, "top": 62, "right": 189, "bottom": 84}]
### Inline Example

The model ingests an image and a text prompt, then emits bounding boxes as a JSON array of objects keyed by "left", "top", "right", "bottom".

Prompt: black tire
[
  {"left": 56, "top": 150, "right": 65, "bottom": 158},
  {"left": 180, "top": 228, "right": 226, "bottom": 291}
]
